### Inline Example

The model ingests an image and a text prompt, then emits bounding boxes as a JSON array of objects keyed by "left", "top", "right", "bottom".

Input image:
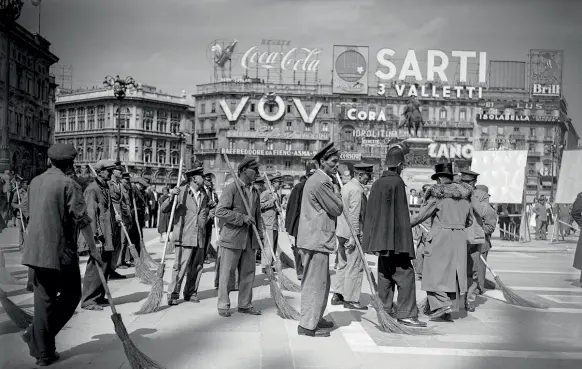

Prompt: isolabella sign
[
  {"left": 219, "top": 96, "right": 322, "bottom": 123},
  {"left": 220, "top": 148, "right": 316, "bottom": 157},
  {"left": 226, "top": 126, "right": 329, "bottom": 141},
  {"left": 375, "top": 49, "right": 487, "bottom": 99},
  {"left": 428, "top": 143, "right": 474, "bottom": 160},
  {"left": 477, "top": 114, "right": 530, "bottom": 122}
]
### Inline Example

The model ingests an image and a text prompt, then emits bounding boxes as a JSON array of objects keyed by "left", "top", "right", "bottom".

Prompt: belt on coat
[{"left": 440, "top": 223, "right": 465, "bottom": 230}]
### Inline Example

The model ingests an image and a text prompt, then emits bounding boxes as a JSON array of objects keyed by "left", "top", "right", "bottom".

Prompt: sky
[{"left": 16, "top": 0, "right": 582, "bottom": 135}]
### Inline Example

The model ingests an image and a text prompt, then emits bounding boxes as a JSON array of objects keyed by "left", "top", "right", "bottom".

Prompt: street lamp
[
  {"left": 172, "top": 128, "right": 187, "bottom": 169},
  {"left": 103, "top": 75, "right": 137, "bottom": 164},
  {"left": 0, "top": 0, "right": 24, "bottom": 173}
]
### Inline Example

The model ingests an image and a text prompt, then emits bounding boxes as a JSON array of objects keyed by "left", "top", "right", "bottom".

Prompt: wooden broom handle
[
  {"left": 160, "top": 157, "right": 184, "bottom": 264},
  {"left": 14, "top": 181, "right": 27, "bottom": 234}
]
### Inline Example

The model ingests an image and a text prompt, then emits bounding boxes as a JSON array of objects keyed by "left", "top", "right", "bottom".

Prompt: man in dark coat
[
  {"left": 80, "top": 159, "right": 119, "bottom": 311},
  {"left": 203, "top": 173, "right": 219, "bottom": 262},
  {"left": 571, "top": 192, "right": 582, "bottom": 285},
  {"left": 410, "top": 163, "right": 473, "bottom": 322},
  {"left": 215, "top": 157, "right": 265, "bottom": 317},
  {"left": 285, "top": 162, "right": 317, "bottom": 280},
  {"left": 362, "top": 142, "right": 426, "bottom": 328},
  {"left": 108, "top": 167, "right": 127, "bottom": 279},
  {"left": 20, "top": 144, "right": 102, "bottom": 366}
]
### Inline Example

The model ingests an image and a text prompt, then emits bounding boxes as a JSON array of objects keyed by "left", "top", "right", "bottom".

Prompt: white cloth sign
[
  {"left": 470, "top": 150, "right": 528, "bottom": 204},
  {"left": 555, "top": 150, "right": 582, "bottom": 204}
]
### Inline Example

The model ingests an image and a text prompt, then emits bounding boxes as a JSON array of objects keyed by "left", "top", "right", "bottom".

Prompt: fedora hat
[{"left": 431, "top": 162, "right": 454, "bottom": 180}]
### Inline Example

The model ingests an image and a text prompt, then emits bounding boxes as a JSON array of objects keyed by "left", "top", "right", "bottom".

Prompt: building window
[
  {"left": 305, "top": 125, "right": 311, "bottom": 132},
  {"left": 322, "top": 105, "right": 328, "bottom": 114},
  {"left": 157, "top": 150, "right": 166, "bottom": 164},
  {"left": 211, "top": 102, "right": 216, "bottom": 113},
  {"left": 25, "top": 117, "right": 31, "bottom": 137},
  {"left": 171, "top": 152, "right": 180, "bottom": 165},
  {"left": 170, "top": 112, "right": 180, "bottom": 133},
  {"left": 439, "top": 109, "right": 447, "bottom": 120},
  {"left": 68, "top": 109, "right": 76, "bottom": 131},
  {"left": 250, "top": 103, "right": 256, "bottom": 113},
  {"left": 322, "top": 122, "right": 329, "bottom": 132},
  {"left": 157, "top": 110, "right": 167, "bottom": 132},
  {"left": 229, "top": 140, "right": 234, "bottom": 149},
  {"left": 284, "top": 160, "right": 291, "bottom": 169},
  {"left": 544, "top": 127, "right": 552, "bottom": 137},
  {"left": 116, "top": 107, "right": 131, "bottom": 129},
  {"left": 86, "top": 148, "right": 94, "bottom": 162},
  {"left": 267, "top": 142, "right": 274, "bottom": 150},
  {"left": 286, "top": 121, "right": 292, "bottom": 131},
  {"left": 249, "top": 140, "right": 256, "bottom": 150},
  {"left": 266, "top": 159, "right": 274, "bottom": 171},
  {"left": 143, "top": 149, "right": 152, "bottom": 164},
  {"left": 200, "top": 103, "right": 206, "bottom": 114},
  {"left": 459, "top": 129, "right": 465, "bottom": 137},
  {"left": 497, "top": 126, "right": 504, "bottom": 135},
  {"left": 87, "top": 109, "right": 95, "bottom": 130},
  {"left": 249, "top": 120, "right": 256, "bottom": 131},
  {"left": 527, "top": 163, "right": 536, "bottom": 174},
  {"left": 285, "top": 141, "right": 292, "bottom": 151},
  {"left": 530, "top": 127, "right": 536, "bottom": 136},
  {"left": 303, "top": 141, "right": 309, "bottom": 151},
  {"left": 97, "top": 106, "right": 105, "bottom": 129},
  {"left": 459, "top": 109, "right": 466, "bottom": 121},
  {"left": 59, "top": 110, "right": 66, "bottom": 132},
  {"left": 119, "top": 148, "right": 128, "bottom": 162},
  {"left": 514, "top": 127, "right": 520, "bottom": 132},
  {"left": 528, "top": 143, "right": 535, "bottom": 152}
]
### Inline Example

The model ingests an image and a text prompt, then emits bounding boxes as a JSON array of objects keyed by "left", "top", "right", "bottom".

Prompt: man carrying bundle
[
  {"left": 297, "top": 143, "right": 343, "bottom": 337},
  {"left": 21, "top": 143, "right": 102, "bottom": 366},
  {"left": 260, "top": 173, "right": 283, "bottom": 271},
  {"left": 363, "top": 143, "right": 426, "bottom": 328},
  {"left": 332, "top": 163, "right": 373, "bottom": 310},
  {"left": 410, "top": 163, "right": 473, "bottom": 322},
  {"left": 80, "top": 159, "right": 120, "bottom": 311},
  {"left": 164, "top": 165, "right": 210, "bottom": 306},
  {"left": 285, "top": 162, "right": 317, "bottom": 280},
  {"left": 215, "top": 157, "right": 264, "bottom": 317}
]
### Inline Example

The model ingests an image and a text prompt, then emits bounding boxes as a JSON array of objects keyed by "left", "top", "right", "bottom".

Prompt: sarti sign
[{"left": 219, "top": 96, "right": 322, "bottom": 123}]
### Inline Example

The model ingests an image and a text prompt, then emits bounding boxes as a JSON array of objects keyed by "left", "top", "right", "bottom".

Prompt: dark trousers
[
  {"left": 18, "top": 216, "right": 29, "bottom": 249},
  {"left": 148, "top": 209, "right": 157, "bottom": 228},
  {"left": 377, "top": 252, "right": 419, "bottom": 319},
  {"left": 204, "top": 221, "right": 214, "bottom": 259},
  {"left": 81, "top": 250, "right": 113, "bottom": 307},
  {"left": 291, "top": 245, "right": 304, "bottom": 278},
  {"left": 28, "top": 264, "right": 82, "bottom": 358},
  {"left": 117, "top": 223, "right": 141, "bottom": 266},
  {"left": 466, "top": 244, "right": 480, "bottom": 305}
]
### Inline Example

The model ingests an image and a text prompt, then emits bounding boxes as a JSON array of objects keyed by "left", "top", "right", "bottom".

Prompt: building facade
[
  {"left": 0, "top": 23, "right": 59, "bottom": 177},
  {"left": 54, "top": 84, "right": 195, "bottom": 187}
]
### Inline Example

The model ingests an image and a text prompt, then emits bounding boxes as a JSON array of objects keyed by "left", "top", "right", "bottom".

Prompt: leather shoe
[
  {"left": 184, "top": 295, "right": 200, "bottom": 303},
  {"left": 428, "top": 306, "right": 452, "bottom": 320},
  {"left": 317, "top": 319, "right": 334, "bottom": 329},
  {"left": 343, "top": 301, "right": 368, "bottom": 310},
  {"left": 36, "top": 352, "right": 60, "bottom": 367},
  {"left": 397, "top": 317, "right": 427, "bottom": 328},
  {"left": 109, "top": 271, "right": 127, "bottom": 280},
  {"left": 465, "top": 305, "right": 476, "bottom": 312},
  {"left": 167, "top": 299, "right": 178, "bottom": 306},
  {"left": 330, "top": 293, "right": 344, "bottom": 306},
  {"left": 431, "top": 313, "right": 454, "bottom": 322},
  {"left": 82, "top": 304, "right": 103, "bottom": 311},
  {"left": 218, "top": 310, "right": 232, "bottom": 317},
  {"left": 297, "top": 274, "right": 303, "bottom": 281},
  {"left": 238, "top": 307, "right": 262, "bottom": 315},
  {"left": 297, "top": 325, "right": 330, "bottom": 337}
]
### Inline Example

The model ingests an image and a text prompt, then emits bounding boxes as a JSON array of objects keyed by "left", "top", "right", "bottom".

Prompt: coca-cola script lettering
[{"left": 241, "top": 46, "right": 321, "bottom": 72}]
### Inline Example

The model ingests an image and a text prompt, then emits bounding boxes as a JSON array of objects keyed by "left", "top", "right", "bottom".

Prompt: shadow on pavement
[
  {"left": 112, "top": 291, "right": 151, "bottom": 306},
  {"left": 0, "top": 318, "right": 24, "bottom": 335}
]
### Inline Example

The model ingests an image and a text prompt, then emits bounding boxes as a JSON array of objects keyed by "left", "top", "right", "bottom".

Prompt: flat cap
[
  {"left": 94, "top": 159, "right": 116, "bottom": 172},
  {"left": 238, "top": 157, "right": 259, "bottom": 171},
  {"left": 354, "top": 164, "right": 374, "bottom": 173},
  {"left": 460, "top": 169, "right": 480, "bottom": 181},
  {"left": 203, "top": 173, "right": 213, "bottom": 180},
  {"left": 184, "top": 167, "right": 204, "bottom": 177},
  {"left": 121, "top": 172, "right": 131, "bottom": 179},
  {"left": 313, "top": 142, "right": 339, "bottom": 162},
  {"left": 305, "top": 162, "right": 317, "bottom": 176},
  {"left": 268, "top": 172, "right": 283, "bottom": 182},
  {"left": 48, "top": 143, "right": 77, "bottom": 162}
]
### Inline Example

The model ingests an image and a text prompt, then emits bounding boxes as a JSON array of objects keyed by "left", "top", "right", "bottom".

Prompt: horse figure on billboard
[{"left": 399, "top": 97, "right": 424, "bottom": 137}]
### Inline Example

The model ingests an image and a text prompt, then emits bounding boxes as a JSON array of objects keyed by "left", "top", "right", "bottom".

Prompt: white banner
[
  {"left": 470, "top": 150, "right": 528, "bottom": 204},
  {"left": 555, "top": 150, "right": 582, "bottom": 204}
]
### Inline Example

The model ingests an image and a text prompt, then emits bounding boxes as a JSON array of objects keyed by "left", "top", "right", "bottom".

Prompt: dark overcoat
[
  {"left": 285, "top": 179, "right": 306, "bottom": 238},
  {"left": 362, "top": 171, "right": 414, "bottom": 256},
  {"left": 571, "top": 192, "right": 582, "bottom": 271},
  {"left": 78, "top": 178, "right": 115, "bottom": 252},
  {"left": 410, "top": 182, "right": 473, "bottom": 293}
]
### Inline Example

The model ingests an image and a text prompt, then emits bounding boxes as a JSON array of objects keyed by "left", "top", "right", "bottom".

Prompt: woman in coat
[
  {"left": 157, "top": 187, "right": 171, "bottom": 242},
  {"left": 410, "top": 163, "right": 473, "bottom": 322}
]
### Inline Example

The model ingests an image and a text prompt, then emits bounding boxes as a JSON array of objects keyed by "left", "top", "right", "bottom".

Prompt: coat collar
[
  {"left": 381, "top": 170, "right": 400, "bottom": 178},
  {"left": 348, "top": 177, "right": 365, "bottom": 191}
]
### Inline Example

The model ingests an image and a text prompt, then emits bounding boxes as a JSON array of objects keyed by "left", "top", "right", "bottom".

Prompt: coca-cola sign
[{"left": 241, "top": 45, "right": 321, "bottom": 72}]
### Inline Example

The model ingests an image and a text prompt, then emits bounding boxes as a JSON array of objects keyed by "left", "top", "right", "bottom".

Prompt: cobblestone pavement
[{"left": 1, "top": 226, "right": 581, "bottom": 369}]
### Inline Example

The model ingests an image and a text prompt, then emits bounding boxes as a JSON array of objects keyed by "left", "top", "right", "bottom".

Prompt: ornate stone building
[
  {"left": 0, "top": 22, "right": 59, "bottom": 177},
  {"left": 54, "top": 84, "right": 195, "bottom": 187}
]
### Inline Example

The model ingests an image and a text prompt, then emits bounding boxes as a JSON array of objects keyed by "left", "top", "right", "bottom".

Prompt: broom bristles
[
  {"left": 111, "top": 313, "right": 165, "bottom": 368},
  {"left": 134, "top": 263, "right": 165, "bottom": 315},
  {"left": 128, "top": 244, "right": 156, "bottom": 285},
  {"left": 0, "top": 251, "right": 26, "bottom": 285},
  {"left": 369, "top": 294, "right": 433, "bottom": 335},
  {"left": 139, "top": 239, "right": 160, "bottom": 269},
  {"left": 274, "top": 260, "right": 301, "bottom": 292},
  {"left": 0, "top": 289, "right": 33, "bottom": 329},
  {"left": 279, "top": 252, "right": 295, "bottom": 269},
  {"left": 265, "top": 268, "right": 299, "bottom": 320},
  {"left": 494, "top": 276, "right": 548, "bottom": 309}
]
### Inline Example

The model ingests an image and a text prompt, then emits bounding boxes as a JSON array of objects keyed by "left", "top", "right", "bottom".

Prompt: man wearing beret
[
  {"left": 332, "top": 163, "right": 372, "bottom": 311},
  {"left": 163, "top": 165, "right": 210, "bottom": 305},
  {"left": 80, "top": 159, "right": 121, "bottom": 311},
  {"left": 260, "top": 173, "right": 283, "bottom": 271},
  {"left": 363, "top": 143, "right": 426, "bottom": 327},
  {"left": 215, "top": 156, "right": 265, "bottom": 317},
  {"left": 459, "top": 170, "right": 488, "bottom": 312},
  {"left": 285, "top": 162, "right": 317, "bottom": 280},
  {"left": 297, "top": 143, "right": 343, "bottom": 337},
  {"left": 21, "top": 144, "right": 103, "bottom": 366}
]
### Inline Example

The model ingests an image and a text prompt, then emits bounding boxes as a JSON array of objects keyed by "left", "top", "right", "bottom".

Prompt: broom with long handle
[
  {"left": 135, "top": 158, "right": 184, "bottom": 315},
  {"left": 335, "top": 173, "right": 429, "bottom": 335},
  {"left": 223, "top": 153, "right": 299, "bottom": 320},
  {"left": 262, "top": 173, "right": 301, "bottom": 292},
  {"left": 415, "top": 224, "right": 547, "bottom": 310},
  {"left": 87, "top": 165, "right": 156, "bottom": 285},
  {"left": 94, "top": 250, "right": 164, "bottom": 368}
]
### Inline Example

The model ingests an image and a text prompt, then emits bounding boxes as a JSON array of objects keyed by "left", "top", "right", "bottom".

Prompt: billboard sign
[
  {"left": 478, "top": 100, "right": 560, "bottom": 111},
  {"left": 332, "top": 45, "right": 369, "bottom": 95},
  {"left": 529, "top": 50, "right": 563, "bottom": 97},
  {"left": 375, "top": 49, "right": 487, "bottom": 99}
]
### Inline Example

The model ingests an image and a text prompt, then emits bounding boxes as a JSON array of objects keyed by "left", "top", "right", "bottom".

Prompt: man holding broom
[
  {"left": 215, "top": 157, "right": 265, "bottom": 317},
  {"left": 260, "top": 173, "right": 283, "bottom": 271},
  {"left": 109, "top": 167, "right": 129, "bottom": 279},
  {"left": 296, "top": 143, "right": 343, "bottom": 337},
  {"left": 20, "top": 143, "right": 103, "bottom": 366},
  {"left": 362, "top": 143, "right": 426, "bottom": 328},
  {"left": 332, "top": 163, "right": 372, "bottom": 311}
]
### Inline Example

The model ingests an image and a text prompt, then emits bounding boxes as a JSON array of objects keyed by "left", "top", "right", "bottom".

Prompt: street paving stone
[{"left": 1, "top": 227, "right": 581, "bottom": 368}]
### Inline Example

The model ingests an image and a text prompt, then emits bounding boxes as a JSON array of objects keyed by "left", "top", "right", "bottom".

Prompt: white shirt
[{"left": 189, "top": 186, "right": 201, "bottom": 208}]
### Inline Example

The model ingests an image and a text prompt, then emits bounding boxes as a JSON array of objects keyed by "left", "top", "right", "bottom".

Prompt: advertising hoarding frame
[
  {"left": 332, "top": 45, "right": 369, "bottom": 95},
  {"left": 529, "top": 49, "right": 564, "bottom": 98}
]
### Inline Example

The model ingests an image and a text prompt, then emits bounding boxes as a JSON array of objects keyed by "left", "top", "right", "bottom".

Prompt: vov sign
[{"left": 219, "top": 96, "right": 322, "bottom": 123}]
